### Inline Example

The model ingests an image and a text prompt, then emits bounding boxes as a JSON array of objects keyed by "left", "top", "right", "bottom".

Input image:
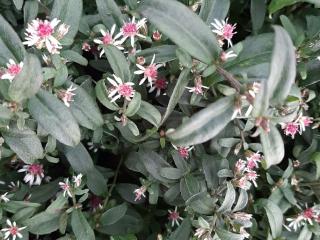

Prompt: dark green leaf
[
  {"left": 218, "top": 182, "right": 236, "bottom": 213},
  {"left": 71, "top": 210, "right": 95, "bottom": 240},
  {"left": 199, "top": 0, "right": 230, "bottom": 24},
  {"left": 168, "top": 218, "right": 191, "bottom": 240},
  {"left": 251, "top": 0, "right": 266, "bottom": 33},
  {"left": 96, "top": 0, "right": 124, "bottom": 27},
  {"left": 95, "top": 80, "right": 119, "bottom": 111},
  {"left": 136, "top": 101, "right": 161, "bottom": 127},
  {"left": 216, "top": 228, "right": 245, "bottom": 240},
  {"left": 100, "top": 203, "right": 128, "bottom": 226}
]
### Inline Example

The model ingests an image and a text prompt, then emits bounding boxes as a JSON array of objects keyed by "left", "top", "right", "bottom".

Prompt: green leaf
[
  {"left": 253, "top": 26, "right": 296, "bottom": 115},
  {"left": 9, "top": 54, "right": 43, "bottom": 102},
  {"left": 13, "top": 0, "right": 24, "bottom": 10},
  {"left": 64, "top": 81, "right": 103, "bottom": 130},
  {"left": 280, "top": 15, "right": 298, "bottom": 45},
  {"left": 138, "top": 0, "right": 221, "bottom": 64},
  {"left": 2, "top": 126, "right": 43, "bottom": 164},
  {"left": 199, "top": 0, "right": 230, "bottom": 24},
  {"left": 24, "top": 0, "right": 39, "bottom": 23},
  {"left": 168, "top": 218, "right": 191, "bottom": 240},
  {"left": 96, "top": 0, "right": 124, "bottom": 27},
  {"left": 216, "top": 228, "right": 245, "bottom": 240},
  {"left": 298, "top": 225, "right": 313, "bottom": 240},
  {"left": 24, "top": 211, "right": 61, "bottom": 235},
  {"left": 251, "top": 0, "right": 266, "bottom": 33},
  {"left": 160, "top": 167, "right": 184, "bottom": 180},
  {"left": 51, "top": 0, "right": 83, "bottom": 41},
  {"left": 100, "top": 203, "right": 128, "bottom": 226},
  {"left": 161, "top": 69, "right": 191, "bottom": 125},
  {"left": 95, "top": 80, "right": 119, "bottom": 111},
  {"left": 218, "top": 182, "right": 236, "bottom": 213},
  {"left": 125, "top": 92, "right": 141, "bottom": 117},
  {"left": 268, "top": 0, "right": 318, "bottom": 14},
  {"left": 28, "top": 90, "right": 81, "bottom": 147},
  {"left": 86, "top": 167, "right": 107, "bottom": 196},
  {"left": 233, "top": 189, "right": 248, "bottom": 212},
  {"left": 312, "top": 152, "right": 320, "bottom": 180},
  {"left": 0, "top": 14, "right": 26, "bottom": 65},
  {"left": 260, "top": 125, "right": 285, "bottom": 169},
  {"left": 104, "top": 45, "right": 131, "bottom": 82},
  {"left": 136, "top": 101, "right": 161, "bottom": 127},
  {"left": 167, "top": 96, "right": 235, "bottom": 146},
  {"left": 136, "top": 45, "right": 178, "bottom": 63},
  {"left": 61, "top": 50, "right": 88, "bottom": 66},
  {"left": 71, "top": 210, "right": 95, "bottom": 240}
]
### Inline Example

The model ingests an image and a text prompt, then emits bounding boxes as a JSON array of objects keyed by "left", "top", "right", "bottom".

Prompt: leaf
[
  {"left": 60, "top": 50, "right": 88, "bottom": 66},
  {"left": 253, "top": 26, "right": 296, "bottom": 115},
  {"left": 28, "top": 90, "right": 81, "bottom": 147},
  {"left": 260, "top": 125, "right": 285, "bottom": 169},
  {"left": 2, "top": 126, "right": 43, "bottom": 164},
  {"left": 71, "top": 210, "right": 95, "bottom": 240},
  {"left": 218, "top": 182, "right": 236, "bottom": 213},
  {"left": 167, "top": 96, "right": 235, "bottom": 146},
  {"left": 216, "top": 228, "right": 245, "bottom": 240},
  {"left": 251, "top": 0, "right": 266, "bottom": 33},
  {"left": 161, "top": 69, "right": 191, "bottom": 125},
  {"left": 96, "top": 0, "right": 124, "bottom": 27},
  {"left": 233, "top": 189, "right": 248, "bottom": 212},
  {"left": 13, "top": 0, "right": 24, "bottom": 10},
  {"left": 136, "top": 45, "right": 178, "bottom": 63},
  {"left": 86, "top": 167, "right": 107, "bottom": 196},
  {"left": 160, "top": 167, "right": 184, "bottom": 180},
  {"left": 168, "top": 218, "right": 191, "bottom": 240},
  {"left": 95, "top": 80, "right": 119, "bottom": 111},
  {"left": 51, "top": 0, "right": 83, "bottom": 41},
  {"left": 136, "top": 101, "right": 161, "bottom": 127},
  {"left": 199, "top": 0, "right": 230, "bottom": 24},
  {"left": 24, "top": 211, "right": 61, "bottom": 235},
  {"left": 9, "top": 54, "right": 43, "bottom": 102},
  {"left": 65, "top": 81, "right": 103, "bottom": 130},
  {"left": 104, "top": 45, "right": 131, "bottom": 82},
  {"left": 0, "top": 14, "right": 26, "bottom": 65},
  {"left": 125, "top": 92, "right": 141, "bottom": 117},
  {"left": 201, "top": 154, "right": 219, "bottom": 189},
  {"left": 298, "top": 225, "right": 313, "bottom": 240},
  {"left": 138, "top": 0, "right": 221, "bottom": 64},
  {"left": 268, "top": 0, "right": 318, "bottom": 14},
  {"left": 24, "top": 0, "right": 39, "bottom": 23},
  {"left": 100, "top": 203, "right": 128, "bottom": 226}
]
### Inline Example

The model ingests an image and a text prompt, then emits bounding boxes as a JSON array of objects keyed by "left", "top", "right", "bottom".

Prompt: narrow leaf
[{"left": 71, "top": 210, "right": 95, "bottom": 240}]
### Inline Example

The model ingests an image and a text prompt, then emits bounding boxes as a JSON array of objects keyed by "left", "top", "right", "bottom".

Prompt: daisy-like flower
[
  {"left": 211, "top": 18, "right": 237, "bottom": 47},
  {"left": 168, "top": 207, "right": 183, "bottom": 227},
  {"left": 287, "top": 207, "right": 316, "bottom": 231},
  {"left": 245, "top": 171, "right": 259, "bottom": 187},
  {"left": 237, "top": 176, "right": 251, "bottom": 190},
  {"left": 147, "top": 78, "right": 167, "bottom": 97},
  {"left": 297, "top": 115, "right": 313, "bottom": 132},
  {"left": 23, "top": 18, "right": 69, "bottom": 54},
  {"left": 194, "top": 227, "right": 211, "bottom": 240},
  {"left": 57, "top": 84, "right": 77, "bottom": 107},
  {"left": 120, "top": 17, "right": 147, "bottom": 47},
  {"left": 93, "top": 25, "right": 125, "bottom": 57},
  {"left": 107, "top": 75, "right": 135, "bottom": 102},
  {"left": 281, "top": 122, "right": 300, "bottom": 139},
  {"left": 246, "top": 152, "right": 261, "bottom": 170},
  {"left": 220, "top": 50, "right": 237, "bottom": 62},
  {"left": 18, "top": 164, "right": 44, "bottom": 186},
  {"left": 1, "top": 219, "right": 26, "bottom": 240},
  {"left": 1, "top": 59, "right": 23, "bottom": 81},
  {"left": 0, "top": 193, "right": 10, "bottom": 203},
  {"left": 185, "top": 76, "right": 209, "bottom": 95},
  {"left": 234, "top": 159, "right": 246, "bottom": 174},
  {"left": 59, "top": 179, "right": 72, "bottom": 198},
  {"left": 72, "top": 173, "right": 83, "bottom": 188},
  {"left": 134, "top": 55, "right": 164, "bottom": 86},
  {"left": 173, "top": 144, "right": 194, "bottom": 159},
  {"left": 133, "top": 185, "right": 147, "bottom": 201},
  {"left": 82, "top": 42, "right": 91, "bottom": 52}
]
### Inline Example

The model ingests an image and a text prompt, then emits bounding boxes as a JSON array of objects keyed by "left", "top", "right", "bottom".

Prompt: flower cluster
[
  {"left": 280, "top": 114, "right": 313, "bottom": 139},
  {"left": 59, "top": 173, "right": 83, "bottom": 198},
  {"left": 286, "top": 206, "right": 320, "bottom": 231},
  {"left": 57, "top": 84, "right": 77, "bottom": 107},
  {"left": 211, "top": 18, "right": 237, "bottom": 47}
]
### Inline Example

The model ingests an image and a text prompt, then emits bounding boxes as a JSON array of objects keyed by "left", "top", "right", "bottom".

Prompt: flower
[
  {"left": 237, "top": 176, "right": 251, "bottom": 190},
  {"left": 245, "top": 171, "right": 259, "bottom": 187},
  {"left": 297, "top": 115, "right": 313, "bottom": 132},
  {"left": 246, "top": 152, "right": 261, "bottom": 170},
  {"left": 1, "top": 219, "right": 26, "bottom": 240},
  {"left": 93, "top": 25, "right": 125, "bottom": 57},
  {"left": 72, "top": 173, "right": 83, "bottom": 187},
  {"left": 107, "top": 75, "right": 135, "bottom": 102},
  {"left": 147, "top": 78, "right": 167, "bottom": 97},
  {"left": 168, "top": 207, "right": 183, "bottom": 227},
  {"left": 120, "top": 17, "right": 147, "bottom": 47},
  {"left": 281, "top": 122, "right": 300, "bottom": 139},
  {"left": 134, "top": 55, "right": 164, "bottom": 86},
  {"left": 58, "top": 84, "right": 77, "bottom": 107},
  {"left": 82, "top": 42, "right": 91, "bottom": 52},
  {"left": 133, "top": 186, "right": 146, "bottom": 201},
  {"left": 1, "top": 59, "right": 23, "bottom": 81},
  {"left": 173, "top": 145, "right": 194, "bottom": 158},
  {"left": 152, "top": 30, "right": 162, "bottom": 41},
  {"left": 23, "top": 18, "right": 69, "bottom": 54},
  {"left": 59, "top": 179, "right": 72, "bottom": 198},
  {"left": 0, "top": 193, "right": 10, "bottom": 203},
  {"left": 232, "top": 212, "right": 252, "bottom": 221},
  {"left": 211, "top": 18, "right": 237, "bottom": 47},
  {"left": 220, "top": 50, "right": 237, "bottom": 61},
  {"left": 18, "top": 164, "right": 44, "bottom": 186},
  {"left": 234, "top": 159, "right": 246, "bottom": 173},
  {"left": 185, "top": 76, "right": 209, "bottom": 95},
  {"left": 194, "top": 227, "right": 211, "bottom": 240},
  {"left": 286, "top": 207, "right": 317, "bottom": 231}
]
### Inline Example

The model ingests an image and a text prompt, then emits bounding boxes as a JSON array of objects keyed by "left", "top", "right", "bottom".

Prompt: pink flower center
[
  {"left": 144, "top": 65, "right": 158, "bottom": 80},
  {"left": 247, "top": 160, "right": 256, "bottom": 170},
  {"left": 8, "top": 65, "right": 22, "bottom": 75},
  {"left": 122, "top": 23, "right": 138, "bottom": 37},
  {"left": 102, "top": 34, "right": 113, "bottom": 45},
  {"left": 168, "top": 211, "right": 180, "bottom": 221},
  {"left": 28, "top": 164, "right": 43, "bottom": 175},
  {"left": 61, "top": 183, "right": 70, "bottom": 190},
  {"left": 38, "top": 23, "right": 53, "bottom": 38},
  {"left": 223, "top": 24, "right": 236, "bottom": 40},
  {"left": 154, "top": 79, "right": 167, "bottom": 90},
  {"left": 118, "top": 84, "right": 133, "bottom": 97},
  {"left": 285, "top": 122, "right": 299, "bottom": 136},
  {"left": 178, "top": 147, "right": 189, "bottom": 158},
  {"left": 9, "top": 227, "right": 18, "bottom": 236},
  {"left": 246, "top": 171, "right": 257, "bottom": 180},
  {"left": 303, "top": 208, "right": 314, "bottom": 219}
]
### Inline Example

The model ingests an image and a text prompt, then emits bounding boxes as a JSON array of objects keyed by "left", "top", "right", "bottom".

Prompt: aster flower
[
  {"left": 0, "top": 193, "right": 10, "bottom": 203},
  {"left": 120, "top": 17, "right": 147, "bottom": 47},
  {"left": 1, "top": 59, "right": 23, "bottom": 81},
  {"left": 237, "top": 176, "right": 251, "bottom": 190},
  {"left": 152, "top": 30, "right": 162, "bottom": 41},
  {"left": 23, "top": 18, "right": 69, "bottom": 54},
  {"left": 297, "top": 115, "right": 313, "bottom": 132},
  {"left": 59, "top": 178, "right": 72, "bottom": 198},
  {"left": 172, "top": 144, "right": 194, "bottom": 159},
  {"left": 147, "top": 78, "right": 167, "bottom": 97},
  {"left": 133, "top": 186, "right": 146, "bottom": 201},
  {"left": 185, "top": 76, "right": 209, "bottom": 95},
  {"left": 57, "top": 84, "right": 77, "bottom": 107},
  {"left": 287, "top": 207, "right": 316, "bottom": 231},
  {"left": 93, "top": 25, "right": 125, "bottom": 57},
  {"left": 281, "top": 122, "right": 300, "bottom": 139},
  {"left": 220, "top": 50, "right": 237, "bottom": 62},
  {"left": 1, "top": 219, "right": 26, "bottom": 240},
  {"left": 107, "top": 75, "right": 135, "bottom": 102},
  {"left": 246, "top": 152, "right": 261, "bottom": 170},
  {"left": 234, "top": 159, "right": 246, "bottom": 174},
  {"left": 168, "top": 207, "right": 183, "bottom": 227},
  {"left": 82, "top": 42, "right": 91, "bottom": 52},
  {"left": 211, "top": 18, "right": 237, "bottom": 47},
  {"left": 134, "top": 55, "right": 164, "bottom": 86},
  {"left": 194, "top": 227, "right": 211, "bottom": 240},
  {"left": 72, "top": 173, "right": 83, "bottom": 188},
  {"left": 245, "top": 171, "right": 259, "bottom": 187},
  {"left": 18, "top": 164, "right": 44, "bottom": 186}
]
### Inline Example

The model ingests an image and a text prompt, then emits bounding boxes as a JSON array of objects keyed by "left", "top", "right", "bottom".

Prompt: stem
[{"left": 216, "top": 66, "right": 241, "bottom": 92}]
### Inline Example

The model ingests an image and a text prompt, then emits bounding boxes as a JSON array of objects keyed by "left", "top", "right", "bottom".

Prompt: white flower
[
  {"left": 172, "top": 144, "right": 194, "bottom": 159},
  {"left": 23, "top": 18, "right": 69, "bottom": 54},
  {"left": 57, "top": 84, "right": 77, "bottom": 107},
  {"left": 133, "top": 186, "right": 146, "bottom": 201},
  {"left": 134, "top": 54, "right": 164, "bottom": 86},
  {"left": 168, "top": 206, "right": 183, "bottom": 227},
  {"left": 93, "top": 25, "right": 125, "bottom": 57},
  {"left": 185, "top": 76, "right": 209, "bottom": 95},
  {"left": 194, "top": 227, "right": 211, "bottom": 240},
  {"left": 72, "top": 173, "right": 83, "bottom": 188},
  {"left": 1, "top": 219, "right": 26, "bottom": 240},
  {"left": 1, "top": 59, "right": 23, "bottom": 81},
  {"left": 107, "top": 75, "right": 135, "bottom": 102},
  {"left": 211, "top": 18, "right": 237, "bottom": 47},
  {"left": 220, "top": 50, "right": 237, "bottom": 61},
  {"left": 18, "top": 164, "right": 45, "bottom": 186},
  {"left": 287, "top": 215, "right": 305, "bottom": 232},
  {"left": 59, "top": 179, "right": 72, "bottom": 198},
  {"left": 0, "top": 193, "right": 10, "bottom": 203},
  {"left": 120, "top": 17, "right": 147, "bottom": 47}
]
